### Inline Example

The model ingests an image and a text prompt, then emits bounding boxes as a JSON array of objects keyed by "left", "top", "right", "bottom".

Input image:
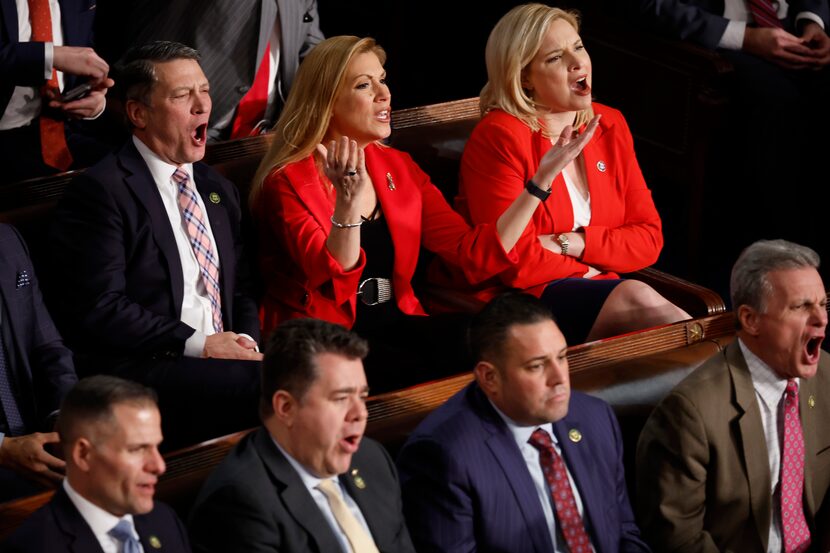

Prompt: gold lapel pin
[
  {"left": 386, "top": 172, "right": 395, "bottom": 191},
  {"left": 808, "top": 395, "right": 816, "bottom": 408},
  {"left": 568, "top": 429, "right": 582, "bottom": 443},
  {"left": 351, "top": 468, "right": 366, "bottom": 489},
  {"left": 209, "top": 192, "right": 221, "bottom": 204},
  {"left": 149, "top": 535, "right": 162, "bottom": 549}
]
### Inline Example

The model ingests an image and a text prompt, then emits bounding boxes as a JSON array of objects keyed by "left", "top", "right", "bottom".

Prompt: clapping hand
[
  {"left": 532, "top": 114, "right": 601, "bottom": 189},
  {"left": 316, "top": 136, "right": 370, "bottom": 206}
]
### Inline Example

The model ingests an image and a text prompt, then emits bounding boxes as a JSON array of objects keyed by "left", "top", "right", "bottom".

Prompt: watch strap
[{"left": 525, "top": 179, "right": 551, "bottom": 202}]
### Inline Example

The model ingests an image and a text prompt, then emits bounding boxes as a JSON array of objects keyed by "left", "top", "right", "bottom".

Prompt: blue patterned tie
[
  {"left": 0, "top": 333, "right": 25, "bottom": 436},
  {"left": 109, "top": 519, "right": 141, "bottom": 553}
]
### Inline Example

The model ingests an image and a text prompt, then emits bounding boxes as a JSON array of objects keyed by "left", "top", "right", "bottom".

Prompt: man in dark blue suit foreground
[
  {"left": 4, "top": 375, "right": 191, "bottom": 552},
  {"left": 397, "top": 292, "right": 649, "bottom": 553},
  {"left": 47, "top": 41, "right": 263, "bottom": 450}
]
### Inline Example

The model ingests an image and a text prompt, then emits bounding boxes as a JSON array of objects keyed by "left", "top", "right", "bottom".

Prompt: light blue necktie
[{"left": 109, "top": 519, "right": 141, "bottom": 553}]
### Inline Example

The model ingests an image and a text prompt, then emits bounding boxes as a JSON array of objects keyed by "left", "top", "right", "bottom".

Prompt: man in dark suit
[
  {"left": 397, "top": 293, "right": 649, "bottom": 553},
  {"left": 4, "top": 375, "right": 191, "bottom": 552},
  {"left": 189, "top": 318, "right": 415, "bottom": 553},
  {"left": 0, "top": 224, "right": 76, "bottom": 501},
  {"left": 47, "top": 41, "right": 263, "bottom": 450},
  {"left": 0, "top": 0, "right": 113, "bottom": 183},
  {"left": 637, "top": 239, "right": 830, "bottom": 551}
]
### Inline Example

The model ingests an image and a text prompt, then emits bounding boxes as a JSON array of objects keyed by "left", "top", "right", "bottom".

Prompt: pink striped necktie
[
  {"left": 748, "top": 0, "right": 784, "bottom": 28},
  {"left": 781, "top": 379, "right": 811, "bottom": 553},
  {"left": 171, "top": 168, "right": 223, "bottom": 334},
  {"left": 529, "top": 428, "right": 592, "bottom": 553}
]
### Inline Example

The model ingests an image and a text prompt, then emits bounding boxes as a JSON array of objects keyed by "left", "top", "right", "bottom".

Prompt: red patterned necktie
[
  {"left": 781, "top": 379, "right": 811, "bottom": 553},
  {"left": 27, "top": 0, "right": 73, "bottom": 171},
  {"left": 172, "top": 168, "right": 223, "bottom": 334},
  {"left": 748, "top": 0, "right": 784, "bottom": 28},
  {"left": 529, "top": 428, "right": 592, "bottom": 553},
  {"left": 230, "top": 42, "right": 270, "bottom": 139}
]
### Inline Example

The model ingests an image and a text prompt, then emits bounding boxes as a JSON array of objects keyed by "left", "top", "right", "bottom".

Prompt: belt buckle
[{"left": 358, "top": 277, "right": 392, "bottom": 306}]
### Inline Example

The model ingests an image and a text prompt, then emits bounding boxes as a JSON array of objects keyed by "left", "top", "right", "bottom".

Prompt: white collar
[
  {"left": 270, "top": 435, "right": 331, "bottom": 493},
  {"left": 63, "top": 479, "right": 138, "bottom": 541},
  {"left": 132, "top": 135, "right": 194, "bottom": 187},
  {"left": 488, "top": 398, "right": 558, "bottom": 447}
]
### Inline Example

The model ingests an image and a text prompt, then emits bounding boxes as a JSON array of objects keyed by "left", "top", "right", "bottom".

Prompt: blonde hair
[
  {"left": 251, "top": 36, "right": 386, "bottom": 206},
  {"left": 480, "top": 3, "right": 593, "bottom": 133}
]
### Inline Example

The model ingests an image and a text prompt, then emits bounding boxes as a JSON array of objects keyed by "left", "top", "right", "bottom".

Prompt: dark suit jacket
[
  {"left": 638, "top": 0, "right": 830, "bottom": 49},
  {"left": 2, "top": 485, "right": 191, "bottom": 552},
  {"left": 48, "top": 139, "right": 260, "bottom": 373},
  {"left": 636, "top": 341, "right": 830, "bottom": 552},
  {"left": 397, "top": 382, "right": 649, "bottom": 553},
  {"left": 0, "top": 0, "right": 96, "bottom": 115},
  {"left": 188, "top": 427, "right": 415, "bottom": 553},
  {"left": 0, "top": 224, "right": 75, "bottom": 433}
]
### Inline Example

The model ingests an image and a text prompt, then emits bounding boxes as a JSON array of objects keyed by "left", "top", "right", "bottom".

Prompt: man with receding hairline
[
  {"left": 4, "top": 375, "right": 191, "bottom": 552},
  {"left": 397, "top": 292, "right": 648, "bottom": 553}
]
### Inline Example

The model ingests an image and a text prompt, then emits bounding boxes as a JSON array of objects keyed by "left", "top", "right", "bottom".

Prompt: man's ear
[
  {"left": 72, "top": 438, "right": 93, "bottom": 472},
  {"left": 125, "top": 99, "right": 148, "bottom": 130},
  {"left": 737, "top": 304, "right": 761, "bottom": 336},
  {"left": 474, "top": 361, "right": 501, "bottom": 397},
  {"left": 271, "top": 390, "right": 297, "bottom": 428}
]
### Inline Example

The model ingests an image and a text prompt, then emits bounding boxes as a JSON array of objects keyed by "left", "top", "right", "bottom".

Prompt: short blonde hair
[
  {"left": 251, "top": 36, "right": 386, "bottom": 206},
  {"left": 480, "top": 3, "right": 592, "bottom": 132}
]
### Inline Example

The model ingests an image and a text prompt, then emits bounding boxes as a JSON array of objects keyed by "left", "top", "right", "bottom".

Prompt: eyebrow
[
  {"left": 351, "top": 71, "right": 386, "bottom": 81},
  {"left": 330, "top": 386, "right": 370, "bottom": 395},
  {"left": 541, "top": 39, "right": 583, "bottom": 57}
]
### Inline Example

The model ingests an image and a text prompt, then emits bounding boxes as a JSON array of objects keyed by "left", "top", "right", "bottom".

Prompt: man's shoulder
[
  {"left": 407, "top": 383, "right": 486, "bottom": 446},
  {"left": 198, "top": 429, "right": 269, "bottom": 491}
]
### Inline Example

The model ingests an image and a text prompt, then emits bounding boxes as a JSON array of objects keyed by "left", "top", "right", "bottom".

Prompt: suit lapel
[
  {"left": 193, "top": 163, "right": 233, "bottom": 325},
  {"left": 254, "top": 428, "right": 342, "bottom": 553},
  {"left": 0, "top": 241, "right": 33, "bottom": 424},
  {"left": 727, "top": 342, "right": 772, "bottom": 550},
  {"left": 364, "top": 144, "right": 420, "bottom": 288},
  {"left": 51, "top": 487, "right": 107, "bottom": 553},
  {"left": 119, "top": 142, "right": 185, "bottom": 316},
  {"left": 472, "top": 387, "right": 553, "bottom": 553},
  {"left": 799, "top": 353, "right": 830, "bottom": 520},
  {"left": 1, "top": 0, "right": 17, "bottom": 42},
  {"left": 552, "top": 417, "right": 606, "bottom": 553}
]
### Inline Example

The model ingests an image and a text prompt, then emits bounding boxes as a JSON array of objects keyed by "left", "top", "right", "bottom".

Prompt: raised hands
[
  {"left": 532, "top": 114, "right": 601, "bottom": 189},
  {"left": 49, "top": 46, "right": 114, "bottom": 119}
]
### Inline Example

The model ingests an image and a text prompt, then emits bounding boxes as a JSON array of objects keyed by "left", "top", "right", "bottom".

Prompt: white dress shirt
[
  {"left": 132, "top": 136, "right": 219, "bottom": 357},
  {"left": 0, "top": 0, "right": 63, "bottom": 130},
  {"left": 719, "top": 0, "right": 825, "bottom": 50},
  {"left": 490, "top": 400, "right": 595, "bottom": 553},
  {"left": 63, "top": 479, "right": 145, "bottom": 553},
  {"left": 272, "top": 437, "right": 374, "bottom": 553},
  {"left": 739, "top": 338, "right": 798, "bottom": 553}
]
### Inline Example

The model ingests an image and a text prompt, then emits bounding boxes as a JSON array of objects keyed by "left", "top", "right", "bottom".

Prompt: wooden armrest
[{"left": 628, "top": 267, "right": 727, "bottom": 317}]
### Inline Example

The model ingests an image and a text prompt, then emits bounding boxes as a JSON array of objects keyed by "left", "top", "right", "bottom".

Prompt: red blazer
[
  {"left": 450, "top": 103, "right": 662, "bottom": 298},
  {"left": 257, "top": 143, "right": 516, "bottom": 333}
]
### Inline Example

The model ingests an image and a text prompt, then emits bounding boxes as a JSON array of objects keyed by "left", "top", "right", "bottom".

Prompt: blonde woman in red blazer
[
  {"left": 251, "top": 35, "right": 598, "bottom": 388},
  {"left": 452, "top": 4, "right": 689, "bottom": 344}
]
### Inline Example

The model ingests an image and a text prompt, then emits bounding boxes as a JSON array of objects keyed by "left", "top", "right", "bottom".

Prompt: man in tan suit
[{"left": 636, "top": 239, "right": 830, "bottom": 552}]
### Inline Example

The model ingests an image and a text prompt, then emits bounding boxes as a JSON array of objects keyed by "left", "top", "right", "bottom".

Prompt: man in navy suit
[
  {"left": 397, "top": 293, "right": 649, "bottom": 553},
  {"left": 0, "top": 224, "right": 76, "bottom": 501},
  {"left": 4, "top": 375, "right": 191, "bottom": 552},
  {"left": 0, "top": 0, "right": 113, "bottom": 183},
  {"left": 47, "top": 41, "right": 263, "bottom": 450}
]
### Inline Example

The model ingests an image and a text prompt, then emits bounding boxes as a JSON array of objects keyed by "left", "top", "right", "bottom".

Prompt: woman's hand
[
  {"left": 532, "top": 114, "right": 601, "bottom": 189},
  {"left": 538, "top": 231, "right": 585, "bottom": 258},
  {"left": 316, "top": 136, "right": 370, "bottom": 218}
]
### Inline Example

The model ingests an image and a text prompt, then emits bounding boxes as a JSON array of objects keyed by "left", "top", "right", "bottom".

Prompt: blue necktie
[
  {"left": 109, "top": 519, "right": 141, "bottom": 553},
  {"left": 0, "top": 332, "right": 25, "bottom": 436}
]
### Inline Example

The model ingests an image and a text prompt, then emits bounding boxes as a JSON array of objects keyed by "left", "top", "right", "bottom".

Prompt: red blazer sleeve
[{"left": 259, "top": 158, "right": 366, "bottom": 310}]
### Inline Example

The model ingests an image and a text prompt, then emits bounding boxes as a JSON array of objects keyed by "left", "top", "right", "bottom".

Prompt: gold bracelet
[{"left": 330, "top": 215, "right": 363, "bottom": 229}]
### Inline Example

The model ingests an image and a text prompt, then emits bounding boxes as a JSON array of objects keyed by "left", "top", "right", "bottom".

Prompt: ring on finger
[{"left": 345, "top": 169, "right": 357, "bottom": 177}]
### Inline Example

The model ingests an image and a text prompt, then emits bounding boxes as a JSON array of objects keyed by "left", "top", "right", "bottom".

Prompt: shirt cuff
[
  {"left": 44, "top": 42, "right": 54, "bottom": 80},
  {"left": 83, "top": 98, "right": 106, "bottom": 120},
  {"left": 796, "top": 12, "right": 825, "bottom": 31},
  {"left": 237, "top": 333, "right": 260, "bottom": 352},
  {"left": 720, "top": 20, "right": 746, "bottom": 50},
  {"left": 184, "top": 331, "right": 207, "bottom": 358}
]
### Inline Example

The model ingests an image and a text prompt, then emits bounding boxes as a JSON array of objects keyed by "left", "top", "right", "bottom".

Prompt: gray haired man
[{"left": 636, "top": 239, "right": 830, "bottom": 552}]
